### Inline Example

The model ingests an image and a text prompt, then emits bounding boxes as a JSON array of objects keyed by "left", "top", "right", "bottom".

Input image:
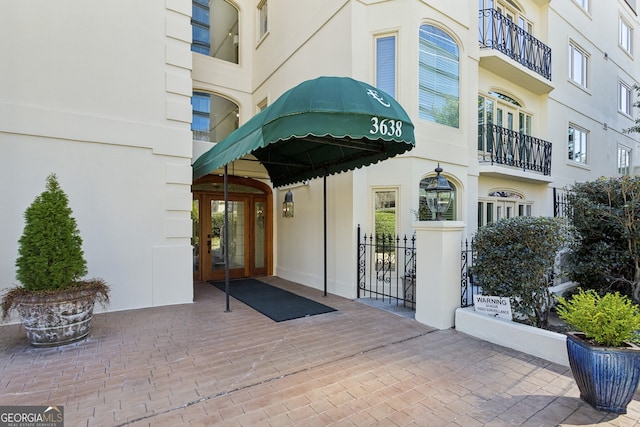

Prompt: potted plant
[
  {"left": 1, "top": 174, "right": 109, "bottom": 346},
  {"left": 556, "top": 289, "right": 640, "bottom": 413}
]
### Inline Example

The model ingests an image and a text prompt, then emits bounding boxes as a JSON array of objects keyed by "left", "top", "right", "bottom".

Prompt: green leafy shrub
[
  {"left": 566, "top": 176, "right": 640, "bottom": 301},
  {"left": 15, "top": 174, "right": 88, "bottom": 291},
  {"left": 375, "top": 210, "right": 396, "bottom": 253},
  {"left": 556, "top": 289, "right": 640, "bottom": 347},
  {"left": 211, "top": 212, "right": 224, "bottom": 238},
  {"left": 472, "top": 216, "right": 566, "bottom": 327},
  {"left": 375, "top": 210, "right": 395, "bottom": 237}
]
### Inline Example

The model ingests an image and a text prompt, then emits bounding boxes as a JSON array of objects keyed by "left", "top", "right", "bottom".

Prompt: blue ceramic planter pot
[{"left": 566, "top": 332, "right": 640, "bottom": 413}]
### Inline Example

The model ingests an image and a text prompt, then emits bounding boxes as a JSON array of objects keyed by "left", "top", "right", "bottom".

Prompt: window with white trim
[
  {"left": 568, "top": 125, "right": 588, "bottom": 164},
  {"left": 191, "top": 92, "right": 239, "bottom": 142},
  {"left": 419, "top": 24, "right": 459, "bottom": 128},
  {"left": 258, "top": 0, "right": 268, "bottom": 40},
  {"left": 192, "top": 0, "right": 210, "bottom": 55},
  {"left": 478, "top": 191, "right": 531, "bottom": 227},
  {"left": 618, "top": 145, "right": 631, "bottom": 175},
  {"left": 620, "top": 16, "right": 633, "bottom": 55},
  {"left": 619, "top": 80, "right": 633, "bottom": 116},
  {"left": 574, "top": 0, "right": 589, "bottom": 13},
  {"left": 477, "top": 92, "right": 532, "bottom": 153},
  {"left": 374, "top": 189, "right": 397, "bottom": 238},
  {"left": 375, "top": 35, "right": 396, "bottom": 98},
  {"left": 191, "top": 0, "right": 239, "bottom": 64},
  {"left": 569, "top": 42, "right": 589, "bottom": 88}
]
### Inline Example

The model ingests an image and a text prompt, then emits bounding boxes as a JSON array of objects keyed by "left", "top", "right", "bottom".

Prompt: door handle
[{"left": 207, "top": 234, "right": 211, "bottom": 254}]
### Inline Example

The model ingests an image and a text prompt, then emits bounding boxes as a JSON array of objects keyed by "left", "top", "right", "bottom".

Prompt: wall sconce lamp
[
  {"left": 283, "top": 190, "right": 294, "bottom": 218},
  {"left": 425, "top": 164, "right": 453, "bottom": 221}
]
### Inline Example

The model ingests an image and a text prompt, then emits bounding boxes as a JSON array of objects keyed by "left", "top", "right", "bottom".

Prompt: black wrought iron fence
[
  {"left": 461, "top": 238, "right": 480, "bottom": 307},
  {"left": 478, "top": 124, "right": 552, "bottom": 175},
  {"left": 478, "top": 8, "right": 552, "bottom": 80},
  {"left": 553, "top": 187, "right": 571, "bottom": 218},
  {"left": 357, "top": 225, "right": 416, "bottom": 310}
]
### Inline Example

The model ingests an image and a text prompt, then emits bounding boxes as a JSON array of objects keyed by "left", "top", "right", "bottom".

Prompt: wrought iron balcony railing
[
  {"left": 478, "top": 124, "right": 552, "bottom": 175},
  {"left": 479, "top": 8, "right": 552, "bottom": 80}
]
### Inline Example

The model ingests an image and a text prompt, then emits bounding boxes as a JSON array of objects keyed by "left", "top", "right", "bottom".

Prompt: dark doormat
[{"left": 210, "top": 279, "right": 337, "bottom": 322}]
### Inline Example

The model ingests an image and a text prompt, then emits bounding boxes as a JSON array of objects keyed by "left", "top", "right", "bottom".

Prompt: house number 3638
[{"left": 369, "top": 117, "right": 403, "bottom": 137}]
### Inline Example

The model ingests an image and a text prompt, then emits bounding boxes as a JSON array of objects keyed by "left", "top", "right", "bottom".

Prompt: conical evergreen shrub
[{"left": 16, "top": 174, "right": 87, "bottom": 291}]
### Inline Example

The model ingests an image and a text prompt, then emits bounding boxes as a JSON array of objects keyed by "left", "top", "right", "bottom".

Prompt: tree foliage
[
  {"left": 431, "top": 95, "right": 459, "bottom": 128},
  {"left": 566, "top": 176, "right": 640, "bottom": 300},
  {"left": 623, "top": 84, "right": 640, "bottom": 135},
  {"left": 375, "top": 210, "right": 396, "bottom": 237},
  {"left": 15, "top": 174, "right": 88, "bottom": 291},
  {"left": 473, "top": 216, "right": 566, "bottom": 327}
]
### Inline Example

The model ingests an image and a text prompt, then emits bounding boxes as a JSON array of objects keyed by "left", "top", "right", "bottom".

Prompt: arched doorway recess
[{"left": 192, "top": 175, "right": 273, "bottom": 281}]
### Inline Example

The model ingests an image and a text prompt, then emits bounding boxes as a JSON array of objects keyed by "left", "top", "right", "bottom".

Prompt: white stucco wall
[
  {"left": 4, "top": 0, "right": 640, "bottom": 330},
  {"left": 546, "top": 1, "right": 640, "bottom": 186},
  {"left": 0, "top": 0, "right": 194, "bottom": 322}
]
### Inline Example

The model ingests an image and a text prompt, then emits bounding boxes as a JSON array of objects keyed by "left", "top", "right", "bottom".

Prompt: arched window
[
  {"left": 192, "top": 0, "right": 239, "bottom": 64},
  {"left": 418, "top": 176, "right": 457, "bottom": 220},
  {"left": 419, "top": 24, "right": 460, "bottom": 128},
  {"left": 191, "top": 92, "right": 239, "bottom": 143}
]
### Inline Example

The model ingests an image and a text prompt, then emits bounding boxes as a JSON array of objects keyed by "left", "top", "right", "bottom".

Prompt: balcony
[
  {"left": 479, "top": 8, "right": 553, "bottom": 95},
  {"left": 478, "top": 124, "right": 552, "bottom": 178}
]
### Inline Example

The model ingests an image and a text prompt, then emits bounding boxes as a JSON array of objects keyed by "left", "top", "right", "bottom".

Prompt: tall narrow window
[
  {"left": 574, "top": 0, "right": 589, "bottom": 12},
  {"left": 257, "top": 98, "right": 268, "bottom": 112},
  {"left": 486, "top": 202, "right": 494, "bottom": 224},
  {"left": 620, "top": 16, "right": 633, "bottom": 54},
  {"left": 258, "top": 0, "right": 268, "bottom": 40},
  {"left": 191, "top": 92, "right": 211, "bottom": 141},
  {"left": 376, "top": 35, "right": 396, "bottom": 98},
  {"left": 191, "top": 1, "right": 239, "bottom": 63},
  {"left": 569, "top": 42, "right": 589, "bottom": 88},
  {"left": 568, "top": 125, "right": 588, "bottom": 164},
  {"left": 619, "top": 81, "right": 632, "bottom": 116},
  {"left": 192, "top": 0, "right": 211, "bottom": 55},
  {"left": 419, "top": 25, "right": 460, "bottom": 128},
  {"left": 374, "top": 190, "right": 397, "bottom": 238},
  {"left": 618, "top": 146, "right": 631, "bottom": 175},
  {"left": 478, "top": 95, "right": 494, "bottom": 151}
]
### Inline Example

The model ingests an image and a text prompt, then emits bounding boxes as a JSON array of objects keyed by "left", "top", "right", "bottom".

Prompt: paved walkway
[{"left": 1, "top": 277, "right": 639, "bottom": 426}]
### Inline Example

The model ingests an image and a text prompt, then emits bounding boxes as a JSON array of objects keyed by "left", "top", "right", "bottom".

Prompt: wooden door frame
[{"left": 192, "top": 175, "right": 273, "bottom": 281}]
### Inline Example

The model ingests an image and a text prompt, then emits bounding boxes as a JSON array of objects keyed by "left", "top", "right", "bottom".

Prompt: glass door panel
[
  {"left": 197, "top": 196, "right": 249, "bottom": 281},
  {"left": 210, "top": 199, "right": 245, "bottom": 273},
  {"left": 192, "top": 199, "right": 200, "bottom": 278},
  {"left": 192, "top": 181, "right": 272, "bottom": 281},
  {"left": 254, "top": 200, "right": 266, "bottom": 271}
]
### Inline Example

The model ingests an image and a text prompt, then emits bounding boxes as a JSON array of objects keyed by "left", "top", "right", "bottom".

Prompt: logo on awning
[{"left": 366, "top": 89, "right": 391, "bottom": 107}]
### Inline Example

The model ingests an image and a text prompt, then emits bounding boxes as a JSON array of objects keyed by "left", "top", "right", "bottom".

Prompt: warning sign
[{"left": 473, "top": 295, "right": 513, "bottom": 320}]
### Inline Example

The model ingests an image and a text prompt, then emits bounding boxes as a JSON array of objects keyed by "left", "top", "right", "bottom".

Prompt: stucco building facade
[{"left": 1, "top": 0, "right": 639, "bottom": 320}]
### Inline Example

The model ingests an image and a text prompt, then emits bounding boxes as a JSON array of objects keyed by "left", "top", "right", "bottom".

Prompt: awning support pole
[
  {"left": 324, "top": 174, "right": 327, "bottom": 297},
  {"left": 224, "top": 165, "right": 231, "bottom": 312}
]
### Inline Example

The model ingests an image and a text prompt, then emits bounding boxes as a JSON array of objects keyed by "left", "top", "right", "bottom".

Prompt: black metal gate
[
  {"left": 356, "top": 225, "right": 416, "bottom": 310},
  {"left": 461, "top": 238, "right": 480, "bottom": 307}
]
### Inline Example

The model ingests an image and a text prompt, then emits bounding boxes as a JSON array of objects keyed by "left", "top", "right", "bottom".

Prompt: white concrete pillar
[{"left": 414, "top": 221, "right": 465, "bottom": 329}]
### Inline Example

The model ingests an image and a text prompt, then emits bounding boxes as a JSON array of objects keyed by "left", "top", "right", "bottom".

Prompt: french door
[{"left": 192, "top": 177, "right": 271, "bottom": 282}]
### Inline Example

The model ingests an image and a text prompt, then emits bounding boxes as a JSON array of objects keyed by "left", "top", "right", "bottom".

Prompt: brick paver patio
[{"left": 1, "top": 277, "right": 639, "bottom": 426}]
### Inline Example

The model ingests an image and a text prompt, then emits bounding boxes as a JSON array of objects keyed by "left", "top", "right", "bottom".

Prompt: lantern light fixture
[
  {"left": 283, "top": 190, "right": 294, "bottom": 218},
  {"left": 424, "top": 164, "right": 453, "bottom": 221}
]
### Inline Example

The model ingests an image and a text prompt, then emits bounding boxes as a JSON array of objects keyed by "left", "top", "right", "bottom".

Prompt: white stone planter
[
  {"left": 15, "top": 287, "right": 98, "bottom": 347},
  {"left": 455, "top": 306, "right": 569, "bottom": 367}
]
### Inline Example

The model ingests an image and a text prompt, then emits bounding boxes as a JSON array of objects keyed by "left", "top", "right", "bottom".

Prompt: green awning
[{"left": 192, "top": 76, "right": 415, "bottom": 187}]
